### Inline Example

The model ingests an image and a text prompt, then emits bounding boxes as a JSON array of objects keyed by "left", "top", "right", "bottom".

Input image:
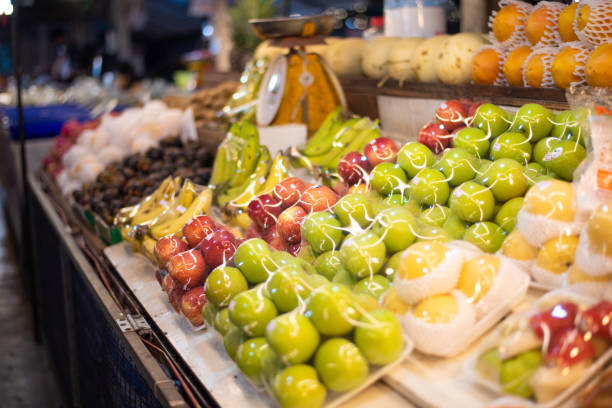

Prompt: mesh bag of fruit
[
  {"left": 574, "top": 0, "right": 612, "bottom": 48},
  {"left": 522, "top": 46, "right": 557, "bottom": 88},
  {"left": 467, "top": 290, "right": 612, "bottom": 406},
  {"left": 489, "top": 0, "right": 533, "bottom": 49},
  {"left": 470, "top": 44, "right": 509, "bottom": 86}
]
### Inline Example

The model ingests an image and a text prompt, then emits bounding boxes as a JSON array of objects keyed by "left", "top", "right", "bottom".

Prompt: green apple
[
  {"left": 551, "top": 110, "right": 583, "bottom": 145},
  {"left": 381, "top": 251, "right": 402, "bottom": 281},
  {"left": 474, "top": 159, "right": 493, "bottom": 184},
  {"left": 449, "top": 181, "right": 496, "bottom": 222},
  {"left": 480, "top": 158, "right": 528, "bottom": 202},
  {"left": 533, "top": 137, "right": 586, "bottom": 181},
  {"left": 495, "top": 197, "right": 524, "bottom": 233},
  {"left": 314, "top": 250, "right": 343, "bottom": 280},
  {"left": 524, "top": 162, "right": 547, "bottom": 185},
  {"left": 473, "top": 104, "right": 511, "bottom": 138},
  {"left": 370, "top": 162, "right": 408, "bottom": 196},
  {"left": 235, "top": 337, "right": 280, "bottom": 387},
  {"left": 397, "top": 142, "right": 436, "bottom": 178},
  {"left": 266, "top": 266, "right": 311, "bottom": 312},
  {"left": 266, "top": 313, "right": 320, "bottom": 364},
  {"left": 333, "top": 193, "right": 374, "bottom": 228},
  {"left": 214, "top": 307, "right": 232, "bottom": 335},
  {"left": 416, "top": 224, "right": 452, "bottom": 242},
  {"left": 354, "top": 308, "right": 404, "bottom": 364},
  {"left": 383, "top": 193, "right": 409, "bottom": 207},
  {"left": 489, "top": 132, "right": 532, "bottom": 165},
  {"left": 419, "top": 204, "right": 451, "bottom": 227},
  {"left": 205, "top": 266, "right": 248, "bottom": 308},
  {"left": 410, "top": 169, "right": 450, "bottom": 206},
  {"left": 453, "top": 128, "right": 490, "bottom": 158},
  {"left": 510, "top": 103, "right": 553, "bottom": 142},
  {"left": 223, "top": 324, "right": 243, "bottom": 360},
  {"left": 273, "top": 251, "right": 315, "bottom": 274},
  {"left": 305, "top": 283, "right": 360, "bottom": 336},
  {"left": 372, "top": 207, "right": 417, "bottom": 253},
  {"left": 272, "top": 365, "right": 326, "bottom": 408},
  {"left": 442, "top": 211, "right": 469, "bottom": 239},
  {"left": 229, "top": 289, "right": 278, "bottom": 337},
  {"left": 353, "top": 275, "right": 392, "bottom": 299},
  {"left": 355, "top": 293, "right": 381, "bottom": 311},
  {"left": 463, "top": 222, "right": 506, "bottom": 253},
  {"left": 340, "top": 232, "right": 387, "bottom": 279},
  {"left": 314, "top": 338, "right": 369, "bottom": 391},
  {"left": 301, "top": 211, "right": 344, "bottom": 254},
  {"left": 202, "top": 302, "right": 218, "bottom": 326},
  {"left": 332, "top": 268, "right": 357, "bottom": 288},
  {"left": 437, "top": 148, "right": 479, "bottom": 186},
  {"left": 234, "top": 238, "right": 276, "bottom": 284}
]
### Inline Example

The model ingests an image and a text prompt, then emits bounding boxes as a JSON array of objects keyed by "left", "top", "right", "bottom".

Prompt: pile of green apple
[
  {"left": 201, "top": 237, "right": 405, "bottom": 408},
  {"left": 356, "top": 102, "right": 588, "bottom": 254}
]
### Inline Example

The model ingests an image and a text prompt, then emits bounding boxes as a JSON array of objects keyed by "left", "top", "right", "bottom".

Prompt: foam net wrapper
[
  {"left": 575, "top": 0, "right": 612, "bottom": 47},
  {"left": 473, "top": 44, "right": 509, "bottom": 86},
  {"left": 532, "top": 1, "right": 564, "bottom": 46},
  {"left": 522, "top": 46, "right": 557, "bottom": 88},
  {"left": 557, "top": 41, "right": 592, "bottom": 88},
  {"left": 488, "top": 0, "right": 533, "bottom": 49}
]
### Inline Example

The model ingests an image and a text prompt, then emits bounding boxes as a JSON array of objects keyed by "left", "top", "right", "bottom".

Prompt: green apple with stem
[
  {"left": 495, "top": 197, "right": 524, "bottom": 233},
  {"left": 453, "top": 128, "right": 490, "bottom": 158},
  {"left": 332, "top": 268, "right": 357, "bottom": 288},
  {"left": 314, "top": 338, "right": 369, "bottom": 392},
  {"left": 354, "top": 308, "right": 404, "bottom": 365},
  {"left": 510, "top": 103, "right": 553, "bottom": 142},
  {"left": 383, "top": 193, "right": 409, "bottom": 207},
  {"left": 353, "top": 275, "right": 392, "bottom": 299},
  {"left": 272, "top": 365, "right": 326, "bottom": 408},
  {"left": 551, "top": 110, "right": 584, "bottom": 145},
  {"left": 449, "top": 181, "right": 496, "bottom": 222},
  {"left": 314, "top": 250, "right": 343, "bottom": 280},
  {"left": 305, "top": 283, "right": 360, "bottom": 336},
  {"left": 396, "top": 142, "right": 436, "bottom": 178},
  {"left": 372, "top": 207, "right": 417, "bottom": 253},
  {"left": 266, "top": 313, "right": 320, "bottom": 364},
  {"left": 472, "top": 104, "right": 511, "bottom": 138},
  {"left": 370, "top": 162, "right": 408, "bottom": 196},
  {"left": 266, "top": 266, "right": 311, "bottom": 312},
  {"left": 301, "top": 211, "right": 344, "bottom": 254},
  {"left": 437, "top": 147, "right": 479, "bottom": 186},
  {"left": 340, "top": 232, "right": 387, "bottom": 279},
  {"left": 333, "top": 193, "right": 374, "bottom": 228},
  {"left": 463, "top": 221, "right": 506, "bottom": 253},
  {"left": 489, "top": 132, "right": 532, "bottom": 165},
  {"left": 228, "top": 289, "right": 278, "bottom": 337},
  {"left": 416, "top": 224, "right": 452, "bottom": 242},
  {"left": 419, "top": 204, "right": 451, "bottom": 227},
  {"left": 410, "top": 168, "right": 450, "bottom": 206},
  {"left": 480, "top": 158, "right": 528, "bottom": 202},
  {"left": 235, "top": 337, "right": 281, "bottom": 387},
  {"left": 533, "top": 137, "right": 586, "bottom": 181},
  {"left": 474, "top": 159, "right": 493, "bottom": 184},
  {"left": 205, "top": 265, "right": 248, "bottom": 308},
  {"left": 234, "top": 238, "right": 276, "bottom": 284}
]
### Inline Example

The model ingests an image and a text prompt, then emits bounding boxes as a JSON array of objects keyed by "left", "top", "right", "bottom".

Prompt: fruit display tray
[{"left": 104, "top": 242, "right": 416, "bottom": 408}]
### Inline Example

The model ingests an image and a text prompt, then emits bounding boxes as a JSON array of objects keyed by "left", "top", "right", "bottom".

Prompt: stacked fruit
[
  {"left": 43, "top": 119, "right": 100, "bottom": 178},
  {"left": 199, "top": 237, "right": 405, "bottom": 408},
  {"left": 294, "top": 107, "right": 381, "bottom": 173},
  {"left": 475, "top": 293, "right": 612, "bottom": 403}
]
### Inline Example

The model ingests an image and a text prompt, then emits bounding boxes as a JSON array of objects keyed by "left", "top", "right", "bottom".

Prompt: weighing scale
[{"left": 249, "top": 15, "right": 347, "bottom": 135}]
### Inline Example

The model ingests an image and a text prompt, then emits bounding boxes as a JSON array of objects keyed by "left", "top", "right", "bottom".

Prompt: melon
[
  {"left": 412, "top": 35, "right": 450, "bottom": 83},
  {"left": 362, "top": 37, "right": 400, "bottom": 79},
  {"left": 388, "top": 37, "right": 425, "bottom": 82},
  {"left": 436, "top": 33, "right": 486, "bottom": 85}
]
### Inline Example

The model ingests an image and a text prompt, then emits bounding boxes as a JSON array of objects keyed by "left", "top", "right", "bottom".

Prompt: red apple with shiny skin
[
  {"left": 161, "top": 273, "right": 176, "bottom": 295},
  {"left": 248, "top": 194, "right": 283, "bottom": 230},
  {"left": 200, "top": 230, "right": 237, "bottom": 268},
  {"left": 182, "top": 215, "right": 216, "bottom": 248},
  {"left": 545, "top": 327, "right": 595, "bottom": 367},
  {"left": 180, "top": 286, "right": 207, "bottom": 327},
  {"left": 263, "top": 224, "right": 288, "bottom": 251},
  {"left": 435, "top": 100, "right": 467, "bottom": 130},
  {"left": 579, "top": 301, "right": 612, "bottom": 341},
  {"left": 364, "top": 137, "right": 399, "bottom": 167},
  {"left": 168, "top": 287, "right": 186, "bottom": 313},
  {"left": 417, "top": 122, "right": 451, "bottom": 154},
  {"left": 338, "top": 152, "right": 371, "bottom": 185},
  {"left": 530, "top": 302, "right": 579, "bottom": 339},
  {"left": 277, "top": 205, "right": 307, "bottom": 244},
  {"left": 273, "top": 177, "right": 307, "bottom": 208},
  {"left": 167, "top": 248, "right": 206, "bottom": 289},
  {"left": 154, "top": 235, "right": 189, "bottom": 267},
  {"left": 300, "top": 185, "right": 338, "bottom": 213},
  {"left": 467, "top": 102, "right": 485, "bottom": 119}
]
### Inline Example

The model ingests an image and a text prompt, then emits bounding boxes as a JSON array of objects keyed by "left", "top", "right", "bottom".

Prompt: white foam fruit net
[
  {"left": 489, "top": 0, "right": 533, "bottom": 49},
  {"left": 532, "top": 1, "right": 565, "bottom": 46},
  {"left": 575, "top": 0, "right": 612, "bottom": 47},
  {"left": 473, "top": 44, "right": 509, "bottom": 86},
  {"left": 556, "top": 41, "right": 592, "bottom": 88},
  {"left": 523, "top": 46, "right": 558, "bottom": 88}
]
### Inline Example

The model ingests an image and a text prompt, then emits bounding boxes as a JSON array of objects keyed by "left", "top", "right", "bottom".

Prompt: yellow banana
[
  {"left": 258, "top": 153, "right": 290, "bottom": 195},
  {"left": 225, "top": 125, "right": 260, "bottom": 189},
  {"left": 147, "top": 179, "right": 197, "bottom": 232},
  {"left": 141, "top": 235, "right": 158, "bottom": 263},
  {"left": 220, "top": 147, "right": 271, "bottom": 208},
  {"left": 150, "top": 188, "right": 213, "bottom": 239},
  {"left": 131, "top": 177, "right": 180, "bottom": 226}
]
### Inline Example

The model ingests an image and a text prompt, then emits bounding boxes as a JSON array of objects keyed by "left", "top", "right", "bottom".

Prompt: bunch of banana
[{"left": 294, "top": 108, "right": 380, "bottom": 172}]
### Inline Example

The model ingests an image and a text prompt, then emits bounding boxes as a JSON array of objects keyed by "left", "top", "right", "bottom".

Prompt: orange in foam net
[
  {"left": 492, "top": 3, "right": 530, "bottom": 43},
  {"left": 558, "top": 2, "right": 579, "bottom": 42},
  {"left": 471, "top": 48, "right": 503, "bottom": 85},
  {"left": 586, "top": 43, "right": 612, "bottom": 87},
  {"left": 503, "top": 45, "right": 532, "bottom": 86}
]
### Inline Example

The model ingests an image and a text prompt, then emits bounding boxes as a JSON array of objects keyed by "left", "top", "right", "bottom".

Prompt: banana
[
  {"left": 209, "top": 140, "right": 232, "bottom": 186},
  {"left": 148, "top": 179, "right": 197, "bottom": 232},
  {"left": 130, "top": 177, "right": 180, "bottom": 226},
  {"left": 219, "top": 146, "right": 271, "bottom": 207},
  {"left": 224, "top": 126, "right": 260, "bottom": 189},
  {"left": 304, "top": 118, "right": 372, "bottom": 167},
  {"left": 141, "top": 235, "right": 158, "bottom": 263},
  {"left": 302, "top": 106, "right": 343, "bottom": 156},
  {"left": 327, "top": 120, "right": 380, "bottom": 170},
  {"left": 150, "top": 188, "right": 213, "bottom": 239},
  {"left": 301, "top": 117, "right": 352, "bottom": 157}
]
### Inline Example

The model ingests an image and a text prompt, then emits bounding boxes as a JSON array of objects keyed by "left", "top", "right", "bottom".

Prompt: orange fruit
[
  {"left": 524, "top": 52, "right": 546, "bottom": 87},
  {"left": 552, "top": 46, "right": 585, "bottom": 89},
  {"left": 525, "top": 6, "right": 550, "bottom": 45},
  {"left": 492, "top": 4, "right": 528, "bottom": 43},
  {"left": 586, "top": 43, "right": 612, "bottom": 87},
  {"left": 470, "top": 48, "right": 501, "bottom": 85},
  {"left": 503, "top": 45, "right": 532, "bottom": 87},
  {"left": 559, "top": 3, "right": 579, "bottom": 42},
  {"left": 577, "top": 4, "right": 591, "bottom": 31}
]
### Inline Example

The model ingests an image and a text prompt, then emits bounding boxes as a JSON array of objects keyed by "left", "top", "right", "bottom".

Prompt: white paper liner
[
  {"left": 395, "top": 247, "right": 465, "bottom": 304},
  {"left": 522, "top": 45, "right": 558, "bottom": 88},
  {"left": 403, "top": 290, "right": 477, "bottom": 356},
  {"left": 471, "top": 44, "right": 508, "bottom": 86},
  {"left": 553, "top": 41, "right": 592, "bottom": 89},
  {"left": 475, "top": 258, "right": 526, "bottom": 318},
  {"left": 575, "top": 229, "right": 612, "bottom": 276},
  {"left": 575, "top": 0, "right": 612, "bottom": 47},
  {"left": 497, "top": 253, "right": 535, "bottom": 275},
  {"left": 516, "top": 210, "right": 582, "bottom": 248},
  {"left": 489, "top": 0, "right": 533, "bottom": 49},
  {"left": 566, "top": 280, "right": 612, "bottom": 300},
  {"left": 529, "top": 1, "right": 564, "bottom": 46},
  {"left": 530, "top": 264, "right": 567, "bottom": 287}
]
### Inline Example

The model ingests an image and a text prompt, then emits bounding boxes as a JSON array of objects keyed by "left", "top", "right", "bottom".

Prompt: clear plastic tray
[{"left": 463, "top": 289, "right": 612, "bottom": 408}]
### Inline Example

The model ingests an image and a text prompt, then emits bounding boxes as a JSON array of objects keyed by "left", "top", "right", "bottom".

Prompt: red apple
[
  {"left": 161, "top": 273, "right": 176, "bottom": 294},
  {"left": 332, "top": 181, "right": 349, "bottom": 196},
  {"left": 155, "top": 268, "right": 166, "bottom": 287},
  {"left": 530, "top": 302, "right": 579, "bottom": 339},
  {"left": 273, "top": 177, "right": 307, "bottom": 208},
  {"left": 263, "top": 224, "right": 288, "bottom": 251},
  {"left": 467, "top": 101, "right": 485, "bottom": 119},
  {"left": 299, "top": 185, "right": 338, "bottom": 213},
  {"left": 247, "top": 194, "right": 283, "bottom": 230},
  {"left": 168, "top": 287, "right": 186, "bottom": 313},
  {"left": 364, "top": 137, "right": 399, "bottom": 167},
  {"left": 277, "top": 206, "right": 307, "bottom": 244},
  {"left": 435, "top": 100, "right": 468, "bottom": 130},
  {"left": 288, "top": 243, "right": 302, "bottom": 257},
  {"left": 180, "top": 286, "right": 207, "bottom": 327},
  {"left": 245, "top": 223, "right": 263, "bottom": 239},
  {"left": 182, "top": 215, "right": 216, "bottom": 248},
  {"left": 338, "top": 152, "right": 371, "bottom": 185},
  {"left": 167, "top": 248, "right": 207, "bottom": 289},
  {"left": 545, "top": 327, "right": 595, "bottom": 367},
  {"left": 200, "top": 230, "right": 237, "bottom": 268},
  {"left": 417, "top": 122, "right": 451, "bottom": 154},
  {"left": 579, "top": 301, "right": 612, "bottom": 341},
  {"left": 154, "top": 235, "right": 189, "bottom": 267}
]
